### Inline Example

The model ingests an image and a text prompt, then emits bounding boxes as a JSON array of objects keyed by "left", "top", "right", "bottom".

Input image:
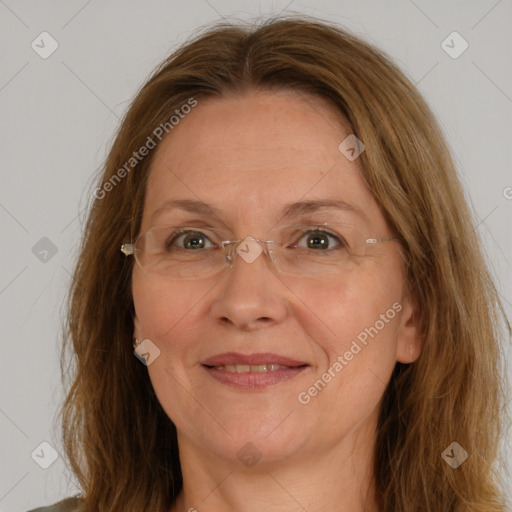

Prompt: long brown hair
[{"left": 60, "top": 16, "right": 511, "bottom": 511}]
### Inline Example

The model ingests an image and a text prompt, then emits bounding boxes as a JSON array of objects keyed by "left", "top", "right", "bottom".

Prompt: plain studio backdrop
[{"left": 0, "top": 1, "right": 511, "bottom": 510}]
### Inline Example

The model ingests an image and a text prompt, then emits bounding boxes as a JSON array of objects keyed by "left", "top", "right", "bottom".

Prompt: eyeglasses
[{"left": 120, "top": 223, "right": 400, "bottom": 280}]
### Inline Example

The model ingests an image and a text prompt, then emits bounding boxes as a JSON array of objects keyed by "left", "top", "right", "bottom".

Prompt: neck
[{"left": 170, "top": 414, "right": 381, "bottom": 512}]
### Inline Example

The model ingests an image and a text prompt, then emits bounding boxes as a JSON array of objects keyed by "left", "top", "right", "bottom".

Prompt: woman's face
[{"left": 132, "top": 89, "right": 420, "bottom": 468}]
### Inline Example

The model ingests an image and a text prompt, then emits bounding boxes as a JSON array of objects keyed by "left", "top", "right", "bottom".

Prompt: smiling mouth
[
  {"left": 200, "top": 352, "right": 309, "bottom": 389},
  {"left": 202, "top": 362, "right": 309, "bottom": 390},
  {"left": 207, "top": 364, "right": 304, "bottom": 373}
]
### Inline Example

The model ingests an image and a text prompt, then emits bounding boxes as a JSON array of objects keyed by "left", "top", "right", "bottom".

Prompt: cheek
[
  {"left": 300, "top": 258, "right": 404, "bottom": 372},
  {"left": 293, "top": 271, "right": 403, "bottom": 429},
  {"left": 132, "top": 269, "right": 208, "bottom": 340},
  {"left": 132, "top": 272, "right": 211, "bottom": 428}
]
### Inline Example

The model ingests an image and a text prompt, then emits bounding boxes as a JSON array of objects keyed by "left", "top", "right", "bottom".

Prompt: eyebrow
[{"left": 151, "top": 198, "right": 367, "bottom": 223}]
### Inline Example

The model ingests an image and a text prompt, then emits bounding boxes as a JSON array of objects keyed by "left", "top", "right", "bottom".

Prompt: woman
[{"left": 30, "top": 15, "right": 510, "bottom": 512}]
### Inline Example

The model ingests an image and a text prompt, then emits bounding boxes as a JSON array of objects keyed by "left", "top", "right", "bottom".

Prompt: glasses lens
[
  {"left": 135, "top": 226, "right": 227, "bottom": 279},
  {"left": 271, "top": 223, "right": 369, "bottom": 277}
]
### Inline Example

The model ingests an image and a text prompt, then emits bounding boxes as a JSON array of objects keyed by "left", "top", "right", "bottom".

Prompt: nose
[{"left": 210, "top": 238, "right": 288, "bottom": 330}]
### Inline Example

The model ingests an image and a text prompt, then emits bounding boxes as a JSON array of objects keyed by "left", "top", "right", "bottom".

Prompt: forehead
[{"left": 142, "top": 90, "right": 387, "bottom": 232}]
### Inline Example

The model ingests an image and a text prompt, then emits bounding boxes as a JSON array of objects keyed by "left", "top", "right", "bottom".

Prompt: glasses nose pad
[
  {"left": 223, "top": 241, "right": 274, "bottom": 271},
  {"left": 224, "top": 242, "right": 239, "bottom": 267},
  {"left": 267, "top": 247, "right": 280, "bottom": 273}
]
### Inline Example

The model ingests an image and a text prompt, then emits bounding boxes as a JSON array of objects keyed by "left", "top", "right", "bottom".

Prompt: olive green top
[{"left": 27, "top": 497, "right": 82, "bottom": 512}]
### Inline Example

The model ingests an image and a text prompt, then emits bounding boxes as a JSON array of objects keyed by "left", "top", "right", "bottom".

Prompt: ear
[{"left": 395, "top": 291, "right": 423, "bottom": 364}]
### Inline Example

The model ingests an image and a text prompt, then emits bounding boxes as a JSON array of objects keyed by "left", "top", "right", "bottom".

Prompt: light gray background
[{"left": 1, "top": 1, "right": 511, "bottom": 511}]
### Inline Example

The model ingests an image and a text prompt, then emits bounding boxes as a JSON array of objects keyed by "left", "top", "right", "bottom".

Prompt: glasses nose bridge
[{"left": 224, "top": 237, "right": 277, "bottom": 272}]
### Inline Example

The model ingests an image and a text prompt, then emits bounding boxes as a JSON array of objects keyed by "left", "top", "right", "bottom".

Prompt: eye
[
  {"left": 292, "top": 229, "right": 345, "bottom": 251},
  {"left": 165, "top": 230, "right": 216, "bottom": 250}
]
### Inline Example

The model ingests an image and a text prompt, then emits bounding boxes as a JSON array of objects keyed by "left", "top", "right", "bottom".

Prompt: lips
[
  {"left": 212, "top": 364, "right": 291, "bottom": 372},
  {"left": 201, "top": 352, "right": 308, "bottom": 368},
  {"left": 201, "top": 352, "right": 309, "bottom": 390}
]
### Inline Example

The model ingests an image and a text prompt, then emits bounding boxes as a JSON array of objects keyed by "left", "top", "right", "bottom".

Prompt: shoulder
[{"left": 27, "top": 497, "right": 83, "bottom": 512}]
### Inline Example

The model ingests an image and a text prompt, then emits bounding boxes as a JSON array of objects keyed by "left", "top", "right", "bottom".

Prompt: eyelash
[{"left": 165, "top": 228, "right": 345, "bottom": 251}]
